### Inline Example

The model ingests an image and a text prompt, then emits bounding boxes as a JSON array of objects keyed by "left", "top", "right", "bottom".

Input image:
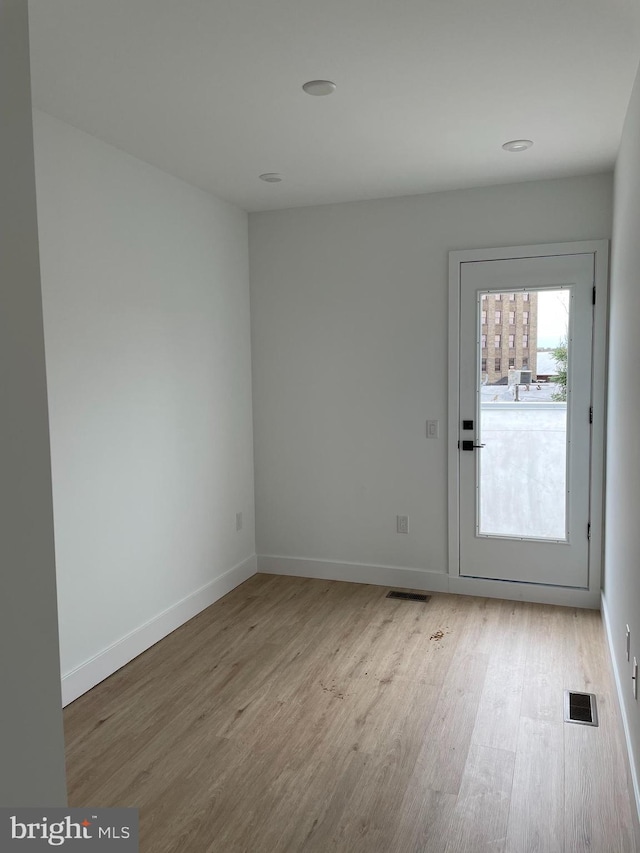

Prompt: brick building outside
[{"left": 480, "top": 291, "right": 538, "bottom": 385}]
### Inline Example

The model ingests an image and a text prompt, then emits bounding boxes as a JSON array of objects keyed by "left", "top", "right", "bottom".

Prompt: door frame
[{"left": 448, "top": 240, "right": 609, "bottom": 608}]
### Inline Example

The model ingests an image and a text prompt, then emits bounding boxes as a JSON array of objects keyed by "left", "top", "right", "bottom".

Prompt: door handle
[{"left": 461, "top": 440, "right": 486, "bottom": 451}]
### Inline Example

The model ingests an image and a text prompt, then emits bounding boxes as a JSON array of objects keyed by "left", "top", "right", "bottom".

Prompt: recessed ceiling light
[
  {"left": 302, "top": 80, "right": 336, "bottom": 96},
  {"left": 259, "top": 173, "right": 283, "bottom": 183},
  {"left": 502, "top": 139, "right": 534, "bottom": 152}
]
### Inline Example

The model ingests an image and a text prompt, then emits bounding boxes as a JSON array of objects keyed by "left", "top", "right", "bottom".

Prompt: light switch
[{"left": 426, "top": 420, "right": 439, "bottom": 439}]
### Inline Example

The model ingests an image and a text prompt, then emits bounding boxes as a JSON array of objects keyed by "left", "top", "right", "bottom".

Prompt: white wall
[
  {"left": 33, "top": 111, "right": 256, "bottom": 703},
  {"left": 250, "top": 174, "right": 612, "bottom": 589},
  {"left": 0, "top": 1, "right": 66, "bottom": 805},
  {"left": 604, "top": 60, "right": 640, "bottom": 814}
]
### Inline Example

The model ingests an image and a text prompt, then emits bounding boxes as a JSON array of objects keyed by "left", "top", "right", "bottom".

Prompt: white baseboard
[
  {"left": 258, "top": 555, "right": 450, "bottom": 593},
  {"left": 61, "top": 554, "right": 257, "bottom": 707},
  {"left": 258, "top": 555, "right": 599, "bottom": 608},
  {"left": 601, "top": 592, "right": 640, "bottom": 826}
]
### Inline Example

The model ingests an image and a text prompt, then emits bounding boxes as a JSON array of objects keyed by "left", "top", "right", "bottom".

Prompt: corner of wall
[{"left": 600, "top": 592, "right": 640, "bottom": 826}]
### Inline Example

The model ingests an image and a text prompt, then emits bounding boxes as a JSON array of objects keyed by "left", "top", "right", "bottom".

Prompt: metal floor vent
[
  {"left": 564, "top": 690, "right": 599, "bottom": 727},
  {"left": 386, "top": 591, "right": 431, "bottom": 603}
]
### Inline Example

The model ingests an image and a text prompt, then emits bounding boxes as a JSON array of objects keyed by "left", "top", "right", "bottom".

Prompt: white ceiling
[{"left": 28, "top": 0, "right": 640, "bottom": 212}]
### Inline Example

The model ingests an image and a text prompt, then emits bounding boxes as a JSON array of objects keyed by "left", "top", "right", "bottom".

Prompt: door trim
[{"left": 448, "top": 240, "right": 609, "bottom": 606}]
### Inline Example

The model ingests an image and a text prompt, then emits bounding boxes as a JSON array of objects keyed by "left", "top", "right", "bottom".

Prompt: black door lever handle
[{"left": 461, "top": 440, "right": 486, "bottom": 451}]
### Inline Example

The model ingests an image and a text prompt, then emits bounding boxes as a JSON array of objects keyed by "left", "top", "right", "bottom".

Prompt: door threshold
[
  {"left": 449, "top": 575, "right": 600, "bottom": 609},
  {"left": 460, "top": 574, "right": 587, "bottom": 591}
]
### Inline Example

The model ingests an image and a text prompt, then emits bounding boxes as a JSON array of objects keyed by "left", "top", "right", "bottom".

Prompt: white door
[{"left": 457, "top": 253, "right": 595, "bottom": 588}]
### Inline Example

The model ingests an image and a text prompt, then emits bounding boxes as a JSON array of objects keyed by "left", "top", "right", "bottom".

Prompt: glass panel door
[
  {"left": 477, "top": 288, "right": 571, "bottom": 541},
  {"left": 458, "top": 254, "right": 593, "bottom": 588}
]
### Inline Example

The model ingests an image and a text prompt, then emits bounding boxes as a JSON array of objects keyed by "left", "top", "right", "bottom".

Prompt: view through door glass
[{"left": 478, "top": 287, "right": 571, "bottom": 541}]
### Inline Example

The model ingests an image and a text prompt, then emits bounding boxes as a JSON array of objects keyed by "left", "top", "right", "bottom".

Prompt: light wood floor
[{"left": 65, "top": 575, "right": 640, "bottom": 852}]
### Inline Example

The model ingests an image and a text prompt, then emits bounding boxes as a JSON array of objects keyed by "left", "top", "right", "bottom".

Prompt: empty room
[{"left": 2, "top": 0, "right": 640, "bottom": 850}]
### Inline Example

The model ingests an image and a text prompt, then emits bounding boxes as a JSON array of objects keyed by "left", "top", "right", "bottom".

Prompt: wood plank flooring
[{"left": 64, "top": 575, "right": 640, "bottom": 852}]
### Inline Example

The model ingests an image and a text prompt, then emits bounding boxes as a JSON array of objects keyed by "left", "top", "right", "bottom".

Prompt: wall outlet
[
  {"left": 397, "top": 515, "right": 409, "bottom": 534},
  {"left": 426, "top": 419, "right": 439, "bottom": 439},
  {"left": 626, "top": 625, "right": 631, "bottom": 661},
  {"left": 633, "top": 657, "right": 638, "bottom": 700},
  {"left": 236, "top": 512, "right": 243, "bottom": 532}
]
